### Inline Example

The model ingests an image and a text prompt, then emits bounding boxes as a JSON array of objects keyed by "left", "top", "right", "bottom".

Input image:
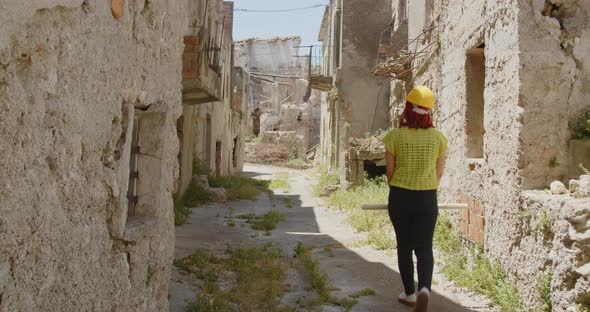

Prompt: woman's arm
[
  {"left": 436, "top": 152, "right": 447, "bottom": 183},
  {"left": 386, "top": 151, "right": 396, "bottom": 184}
]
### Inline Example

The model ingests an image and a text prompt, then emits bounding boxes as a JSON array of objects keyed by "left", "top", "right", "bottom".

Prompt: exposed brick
[
  {"left": 460, "top": 205, "right": 470, "bottom": 224},
  {"left": 459, "top": 221, "right": 469, "bottom": 235},
  {"left": 473, "top": 229, "right": 484, "bottom": 246},
  {"left": 184, "top": 36, "right": 200, "bottom": 45},
  {"left": 472, "top": 200, "right": 484, "bottom": 215},
  {"left": 183, "top": 71, "right": 198, "bottom": 79},
  {"left": 471, "top": 213, "right": 485, "bottom": 231}
]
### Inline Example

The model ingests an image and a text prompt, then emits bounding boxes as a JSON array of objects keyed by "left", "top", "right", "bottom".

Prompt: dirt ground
[{"left": 168, "top": 164, "right": 495, "bottom": 312}]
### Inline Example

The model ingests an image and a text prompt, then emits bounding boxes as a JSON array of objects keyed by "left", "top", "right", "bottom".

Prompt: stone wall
[
  {"left": 518, "top": 0, "right": 590, "bottom": 187},
  {"left": 386, "top": 0, "right": 590, "bottom": 309},
  {"left": 0, "top": 1, "right": 185, "bottom": 311}
]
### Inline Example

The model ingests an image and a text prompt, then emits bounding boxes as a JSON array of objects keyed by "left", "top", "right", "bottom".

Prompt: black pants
[{"left": 387, "top": 186, "right": 438, "bottom": 295}]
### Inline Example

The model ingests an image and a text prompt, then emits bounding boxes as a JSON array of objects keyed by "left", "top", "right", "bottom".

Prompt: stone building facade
[
  {"left": 378, "top": 0, "right": 590, "bottom": 309},
  {"left": 235, "top": 37, "right": 321, "bottom": 164},
  {"left": 177, "top": 0, "right": 247, "bottom": 196},
  {"left": 315, "top": 0, "right": 393, "bottom": 186},
  {"left": 0, "top": 1, "right": 187, "bottom": 311}
]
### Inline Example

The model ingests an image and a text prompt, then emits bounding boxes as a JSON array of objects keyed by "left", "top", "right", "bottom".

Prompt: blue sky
[{"left": 232, "top": 0, "right": 328, "bottom": 46}]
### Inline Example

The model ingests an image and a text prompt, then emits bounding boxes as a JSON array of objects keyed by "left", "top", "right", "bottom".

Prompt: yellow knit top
[{"left": 383, "top": 127, "right": 448, "bottom": 190}]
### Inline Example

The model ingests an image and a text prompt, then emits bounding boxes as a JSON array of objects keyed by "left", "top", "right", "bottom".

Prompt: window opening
[
  {"left": 232, "top": 137, "right": 238, "bottom": 168},
  {"left": 127, "top": 115, "right": 140, "bottom": 217},
  {"left": 215, "top": 141, "right": 222, "bottom": 176},
  {"left": 465, "top": 43, "right": 485, "bottom": 159}
]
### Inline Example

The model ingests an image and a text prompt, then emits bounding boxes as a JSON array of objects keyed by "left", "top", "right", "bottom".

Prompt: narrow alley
[
  {"left": 1, "top": 0, "right": 589, "bottom": 311},
  {"left": 169, "top": 164, "right": 492, "bottom": 312}
]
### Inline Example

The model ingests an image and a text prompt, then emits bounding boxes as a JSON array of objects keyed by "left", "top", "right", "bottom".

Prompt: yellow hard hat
[{"left": 405, "top": 86, "right": 435, "bottom": 110}]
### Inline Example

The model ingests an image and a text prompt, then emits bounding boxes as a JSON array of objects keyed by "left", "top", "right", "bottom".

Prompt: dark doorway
[
  {"left": 252, "top": 108, "right": 261, "bottom": 136},
  {"left": 363, "top": 160, "right": 386, "bottom": 180},
  {"left": 206, "top": 114, "right": 212, "bottom": 168},
  {"left": 232, "top": 137, "right": 238, "bottom": 168},
  {"left": 176, "top": 115, "right": 184, "bottom": 185},
  {"left": 215, "top": 141, "right": 222, "bottom": 176}
]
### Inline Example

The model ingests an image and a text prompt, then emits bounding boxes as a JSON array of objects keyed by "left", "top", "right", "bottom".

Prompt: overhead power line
[{"left": 234, "top": 4, "right": 326, "bottom": 13}]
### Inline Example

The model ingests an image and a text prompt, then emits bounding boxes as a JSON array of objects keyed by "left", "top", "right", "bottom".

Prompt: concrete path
[{"left": 169, "top": 164, "right": 494, "bottom": 312}]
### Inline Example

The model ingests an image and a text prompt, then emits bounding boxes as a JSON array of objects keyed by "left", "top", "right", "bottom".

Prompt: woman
[{"left": 383, "top": 86, "right": 447, "bottom": 312}]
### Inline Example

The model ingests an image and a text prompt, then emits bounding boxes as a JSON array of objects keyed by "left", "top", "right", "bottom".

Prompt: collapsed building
[
  {"left": 316, "top": 0, "right": 590, "bottom": 309},
  {"left": 234, "top": 37, "right": 321, "bottom": 165},
  {"left": 315, "top": 0, "right": 393, "bottom": 185}
]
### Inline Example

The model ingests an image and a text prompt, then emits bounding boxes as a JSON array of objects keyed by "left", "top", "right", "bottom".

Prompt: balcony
[
  {"left": 371, "top": 21, "right": 436, "bottom": 82},
  {"left": 308, "top": 45, "right": 333, "bottom": 92},
  {"left": 182, "top": 28, "right": 222, "bottom": 105}
]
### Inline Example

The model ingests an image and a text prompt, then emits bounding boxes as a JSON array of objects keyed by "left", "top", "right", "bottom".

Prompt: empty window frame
[{"left": 465, "top": 43, "right": 485, "bottom": 159}]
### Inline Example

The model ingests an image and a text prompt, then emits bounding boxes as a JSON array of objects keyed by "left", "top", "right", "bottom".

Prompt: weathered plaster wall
[
  {"left": 518, "top": 0, "right": 590, "bottom": 187},
  {"left": 417, "top": 0, "right": 590, "bottom": 309},
  {"left": 234, "top": 37, "right": 305, "bottom": 78},
  {"left": 0, "top": 1, "right": 185, "bottom": 311},
  {"left": 340, "top": 0, "right": 391, "bottom": 138},
  {"left": 435, "top": 0, "right": 525, "bottom": 304}
]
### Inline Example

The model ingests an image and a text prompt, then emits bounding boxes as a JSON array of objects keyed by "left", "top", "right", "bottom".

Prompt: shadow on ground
[{"left": 169, "top": 164, "right": 482, "bottom": 312}]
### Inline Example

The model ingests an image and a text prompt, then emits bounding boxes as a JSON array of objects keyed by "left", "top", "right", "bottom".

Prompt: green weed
[
  {"left": 349, "top": 288, "right": 376, "bottom": 299},
  {"left": 181, "top": 245, "right": 287, "bottom": 312},
  {"left": 312, "top": 167, "right": 340, "bottom": 197},
  {"left": 293, "top": 242, "right": 367, "bottom": 311},
  {"left": 235, "top": 210, "right": 286, "bottom": 232},
  {"left": 269, "top": 172, "right": 290, "bottom": 192},
  {"left": 434, "top": 215, "right": 524, "bottom": 311},
  {"left": 536, "top": 271, "right": 553, "bottom": 312},
  {"left": 250, "top": 210, "right": 286, "bottom": 231},
  {"left": 208, "top": 175, "right": 269, "bottom": 201},
  {"left": 322, "top": 176, "right": 395, "bottom": 251},
  {"left": 571, "top": 111, "right": 590, "bottom": 139}
]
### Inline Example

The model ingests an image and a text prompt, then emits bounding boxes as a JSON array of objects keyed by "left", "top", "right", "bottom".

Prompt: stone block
[
  {"left": 111, "top": 0, "right": 126, "bottom": 19},
  {"left": 569, "top": 140, "right": 590, "bottom": 178},
  {"left": 138, "top": 112, "right": 165, "bottom": 157}
]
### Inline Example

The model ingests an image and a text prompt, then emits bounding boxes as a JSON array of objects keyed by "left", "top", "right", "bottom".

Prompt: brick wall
[
  {"left": 222, "top": 2, "right": 234, "bottom": 39},
  {"left": 183, "top": 36, "right": 200, "bottom": 78},
  {"left": 458, "top": 193, "right": 485, "bottom": 245}
]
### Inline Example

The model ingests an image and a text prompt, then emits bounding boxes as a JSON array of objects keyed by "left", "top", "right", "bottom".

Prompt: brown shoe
[{"left": 414, "top": 287, "right": 430, "bottom": 312}]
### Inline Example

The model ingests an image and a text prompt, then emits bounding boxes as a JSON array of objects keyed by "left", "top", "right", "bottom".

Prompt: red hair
[{"left": 399, "top": 102, "right": 434, "bottom": 129}]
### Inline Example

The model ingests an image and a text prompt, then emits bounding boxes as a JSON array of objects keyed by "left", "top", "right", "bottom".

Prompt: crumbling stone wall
[
  {"left": 519, "top": 0, "right": 590, "bottom": 187},
  {"left": 390, "top": 0, "right": 590, "bottom": 309},
  {"left": 235, "top": 37, "right": 320, "bottom": 163},
  {"left": 0, "top": 1, "right": 185, "bottom": 310}
]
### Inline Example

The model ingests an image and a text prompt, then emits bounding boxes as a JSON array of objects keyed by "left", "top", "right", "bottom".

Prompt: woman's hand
[
  {"left": 386, "top": 151, "right": 396, "bottom": 184},
  {"left": 436, "top": 152, "right": 446, "bottom": 184}
]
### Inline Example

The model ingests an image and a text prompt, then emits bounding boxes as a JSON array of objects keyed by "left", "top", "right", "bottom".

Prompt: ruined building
[
  {"left": 317, "top": 0, "right": 590, "bottom": 309},
  {"left": 315, "top": 0, "right": 393, "bottom": 185},
  {"left": 177, "top": 0, "right": 248, "bottom": 196},
  {"left": 0, "top": 1, "right": 188, "bottom": 310},
  {"left": 235, "top": 37, "right": 321, "bottom": 164}
]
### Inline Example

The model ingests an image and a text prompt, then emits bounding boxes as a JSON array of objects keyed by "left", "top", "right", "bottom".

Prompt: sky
[{"left": 232, "top": 0, "right": 328, "bottom": 46}]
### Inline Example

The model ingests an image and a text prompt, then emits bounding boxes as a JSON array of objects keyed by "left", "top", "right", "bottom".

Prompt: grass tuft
[
  {"left": 312, "top": 166, "right": 340, "bottom": 196},
  {"left": 178, "top": 244, "right": 287, "bottom": 312},
  {"left": 323, "top": 176, "right": 395, "bottom": 251},
  {"left": 208, "top": 175, "right": 269, "bottom": 201},
  {"left": 434, "top": 215, "right": 523, "bottom": 311},
  {"left": 269, "top": 172, "right": 290, "bottom": 192},
  {"left": 536, "top": 270, "right": 553, "bottom": 312}
]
